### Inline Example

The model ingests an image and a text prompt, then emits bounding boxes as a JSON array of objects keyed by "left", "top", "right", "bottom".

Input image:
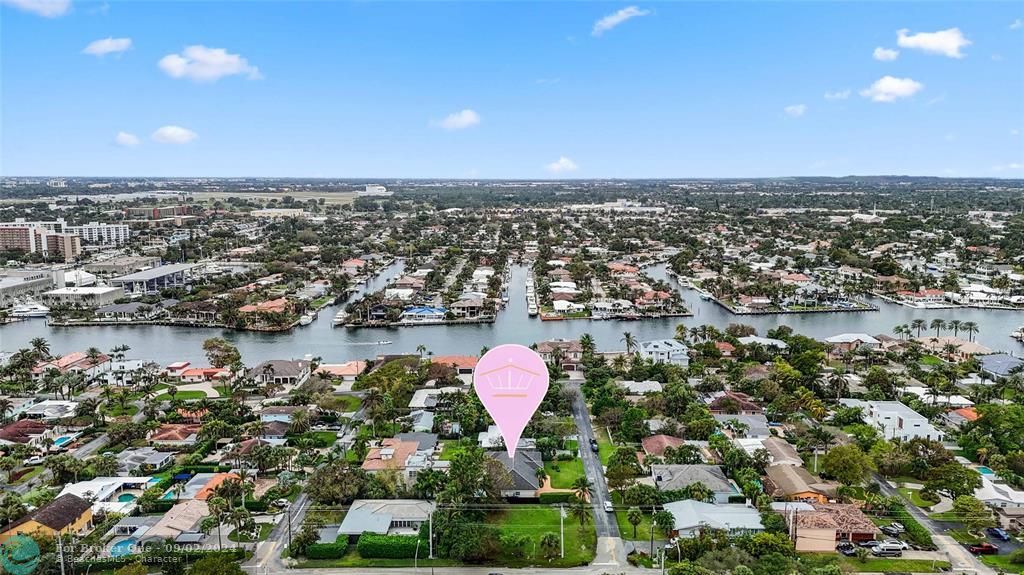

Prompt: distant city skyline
[{"left": 2, "top": 1, "right": 1022, "bottom": 178}]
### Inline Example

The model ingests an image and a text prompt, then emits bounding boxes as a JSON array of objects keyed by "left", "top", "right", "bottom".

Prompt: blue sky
[{"left": 1, "top": 1, "right": 1022, "bottom": 178}]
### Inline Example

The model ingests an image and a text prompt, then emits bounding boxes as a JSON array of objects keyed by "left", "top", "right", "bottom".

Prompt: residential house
[
  {"left": 248, "top": 359, "right": 311, "bottom": 388},
  {"left": 619, "top": 380, "right": 663, "bottom": 395},
  {"left": 838, "top": 399, "right": 944, "bottom": 442},
  {"left": 737, "top": 336, "right": 789, "bottom": 350},
  {"left": 260, "top": 405, "right": 309, "bottom": 423},
  {"left": 975, "top": 475, "right": 1024, "bottom": 530},
  {"left": 149, "top": 423, "right": 202, "bottom": 446},
  {"left": 979, "top": 354, "right": 1024, "bottom": 381},
  {"left": 361, "top": 438, "right": 422, "bottom": 483},
  {"left": 650, "top": 465, "right": 739, "bottom": 503},
  {"left": 774, "top": 502, "right": 881, "bottom": 550},
  {"left": 705, "top": 391, "right": 762, "bottom": 415},
  {"left": 400, "top": 306, "right": 447, "bottom": 323},
  {"left": 638, "top": 339, "right": 690, "bottom": 367},
  {"left": 451, "top": 298, "right": 485, "bottom": 318},
  {"left": 942, "top": 407, "right": 979, "bottom": 429},
  {"left": 58, "top": 476, "right": 153, "bottom": 514},
  {"left": 0, "top": 494, "right": 93, "bottom": 545},
  {"left": 478, "top": 425, "right": 536, "bottom": 451},
  {"left": 764, "top": 464, "right": 836, "bottom": 504},
  {"left": 486, "top": 450, "right": 544, "bottom": 498},
  {"left": 335, "top": 500, "right": 435, "bottom": 542},
  {"left": 824, "top": 333, "right": 881, "bottom": 354},
  {"left": 713, "top": 414, "right": 770, "bottom": 439},
  {"left": 117, "top": 448, "right": 174, "bottom": 475},
  {"left": 0, "top": 419, "right": 54, "bottom": 448},
  {"left": 138, "top": 499, "right": 209, "bottom": 546},
  {"left": 32, "top": 351, "right": 111, "bottom": 381},
  {"left": 535, "top": 339, "right": 584, "bottom": 371},
  {"left": 662, "top": 500, "right": 764, "bottom": 538}
]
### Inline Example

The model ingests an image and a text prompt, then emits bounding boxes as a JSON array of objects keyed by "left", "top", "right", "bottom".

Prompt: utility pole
[
  {"left": 428, "top": 510, "right": 434, "bottom": 559},
  {"left": 650, "top": 518, "right": 656, "bottom": 556},
  {"left": 57, "top": 533, "right": 66, "bottom": 575},
  {"left": 286, "top": 503, "right": 292, "bottom": 549},
  {"left": 559, "top": 504, "right": 564, "bottom": 559}
]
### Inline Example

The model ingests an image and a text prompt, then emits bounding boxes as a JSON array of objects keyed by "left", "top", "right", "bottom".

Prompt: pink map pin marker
[{"left": 473, "top": 344, "right": 549, "bottom": 460}]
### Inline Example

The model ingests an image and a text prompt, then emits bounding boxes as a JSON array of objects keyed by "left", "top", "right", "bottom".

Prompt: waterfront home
[
  {"left": 58, "top": 476, "right": 153, "bottom": 514},
  {"left": 0, "top": 419, "right": 54, "bottom": 448},
  {"left": 979, "top": 354, "right": 1024, "bottom": 381},
  {"left": 100, "top": 359, "right": 161, "bottom": 387},
  {"left": 895, "top": 288, "right": 946, "bottom": 304},
  {"left": 0, "top": 493, "right": 93, "bottom": 545},
  {"left": 335, "top": 499, "right": 435, "bottom": 542},
  {"left": 764, "top": 464, "right": 836, "bottom": 504},
  {"left": 148, "top": 423, "right": 202, "bottom": 446},
  {"left": 535, "top": 339, "right": 584, "bottom": 371},
  {"left": 400, "top": 306, "right": 447, "bottom": 323},
  {"left": 638, "top": 339, "right": 690, "bottom": 366},
  {"left": 95, "top": 299, "right": 178, "bottom": 321},
  {"left": 662, "top": 500, "right": 764, "bottom": 538},
  {"left": 316, "top": 360, "right": 367, "bottom": 391},
  {"left": 773, "top": 502, "right": 880, "bottom": 550},
  {"left": 451, "top": 298, "right": 485, "bottom": 318},
  {"left": 705, "top": 390, "right": 762, "bottom": 415},
  {"left": 824, "top": 333, "right": 881, "bottom": 354},
  {"left": 341, "top": 258, "right": 366, "bottom": 276},
  {"left": 238, "top": 297, "right": 290, "bottom": 315},
  {"left": 650, "top": 465, "right": 738, "bottom": 503},
  {"left": 32, "top": 350, "right": 111, "bottom": 381},
  {"left": 713, "top": 414, "right": 770, "bottom": 439},
  {"left": 486, "top": 450, "right": 543, "bottom": 498},
  {"left": 116, "top": 447, "right": 173, "bottom": 475},
  {"left": 913, "top": 336, "right": 992, "bottom": 361},
  {"left": 430, "top": 355, "right": 478, "bottom": 377},
  {"left": 138, "top": 499, "right": 209, "bottom": 546},
  {"left": 839, "top": 399, "right": 944, "bottom": 441},
  {"left": 168, "top": 300, "right": 219, "bottom": 323},
  {"left": 249, "top": 359, "right": 311, "bottom": 388},
  {"left": 737, "top": 336, "right": 788, "bottom": 350}
]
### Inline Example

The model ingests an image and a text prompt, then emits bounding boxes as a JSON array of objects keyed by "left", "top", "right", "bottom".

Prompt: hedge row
[
  {"left": 891, "top": 503, "right": 934, "bottom": 548},
  {"left": 305, "top": 542, "right": 348, "bottom": 559},
  {"left": 539, "top": 492, "right": 574, "bottom": 504},
  {"left": 355, "top": 533, "right": 420, "bottom": 559}
]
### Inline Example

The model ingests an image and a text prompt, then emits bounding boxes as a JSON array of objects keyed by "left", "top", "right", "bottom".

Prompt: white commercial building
[{"left": 65, "top": 222, "right": 131, "bottom": 245}]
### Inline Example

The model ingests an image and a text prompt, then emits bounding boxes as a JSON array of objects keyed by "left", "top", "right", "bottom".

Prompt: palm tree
[
  {"left": 86, "top": 347, "right": 103, "bottom": 365},
  {"left": 910, "top": 319, "right": 926, "bottom": 338},
  {"left": 416, "top": 345, "right": 427, "bottom": 360},
  {"left": 930, "top": 319, "right": 946, "bottom": 338},
  {"left": 570, "top": 497, "right": 591, "bottom": 527},
  {"left": 674, "top": 324, "right": 689, "bottom": 342},
  {"left": 627, "top": 507, "right": 643, "bottom": 538},
  {"left": 580, "top": 333, "right": 595, "bottom": 354},
  {"left": 29, "top": 337, "right": 50, "bottom": 360},
  {"left": 621, "top": 332, "right": 637, "bottom": 354},
  {"left": 572, "top": 477, "right": 592, "bottom": 502},
  {"left": 363, "top": 388, "right": 383, "bottom": 437},
  {"left": 0, "top": 398, "right": 12, "bottom": 425},
  {"left": 535, "top": 466, "right": 548, "bottom": 488},
  {"left": 947, "top": 319, "right": 963, "bottom": 338},
  {"left": 962, "top": 321, "right": 979, "bottom": 342},
  {"left": 228, "top": 507, "right": 252, "bottom": 549}
]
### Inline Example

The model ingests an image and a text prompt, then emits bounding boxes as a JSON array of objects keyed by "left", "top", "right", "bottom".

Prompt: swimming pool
[
  {"left": 110, "top": 538, "right": 136, "bottom": 558},
  {"left": 53, "top": 435, "right": 76, "bottom": 447},
  {"left": 117, "top": 493, "right": 137, "bottom": 503},
  {"left": 976, "top": 466, "right": 995, "bottom": 475}
]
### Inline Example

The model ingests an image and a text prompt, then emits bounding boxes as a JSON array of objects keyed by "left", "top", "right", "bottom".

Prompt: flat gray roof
[{"left": 111, "top": 263, "right": 196, "bottom": 282}]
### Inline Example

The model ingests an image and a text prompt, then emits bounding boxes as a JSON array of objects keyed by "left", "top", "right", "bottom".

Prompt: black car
[
  {"left": 590, "top": 439, "right": 599, "bottom": 453},
  {"left": 836, "top": 542, "right": 857, "bottom": 557}
]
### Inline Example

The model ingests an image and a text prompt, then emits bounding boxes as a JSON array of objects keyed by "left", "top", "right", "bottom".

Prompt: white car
[
  {"left": 882, "top": 539, "right": 910, "bottom": 550},
  {"left": 603, "top": 501, "right": 614, "bottom": 513},
  {"left": 23, "top": 456, "right": 44, "bottom": 466}
]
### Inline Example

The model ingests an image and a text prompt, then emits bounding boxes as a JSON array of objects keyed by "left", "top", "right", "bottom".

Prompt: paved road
[
  {"left": 875, "top": 475, "right": 994, "bottom": 575},
  {"left": 250, "top": 493, "right": 311, "bottom": 573},
  {"left": 567, "top": 381, "right": 618, "bottom": 540}
]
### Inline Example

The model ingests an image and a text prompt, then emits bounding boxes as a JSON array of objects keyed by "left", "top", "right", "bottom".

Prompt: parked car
[
  {"left": 882, "top": 539, "right": 910, "bottom": 550},
  {"left": 858, "top": 540, "right": 881, "bottom": 548},
  {"left": 836, "top": 542, "right": 857, "bottom": 557},
  {"left": 22, "top": 455, "right": 44, "bottom": 466},
  {"left": 889, "top": 522, "right": 906, "bottom": 532},
  {"left": 590, "top": 440, "right": 599, "bottom": 453},
  {"left": 986, "top": 527, "right": 1010, "bottom": 541},
  {"left": 603, "top": 500, "right": 614, "bottom": 513},
  {"left": 274, "top": 499, "right": 290, "bottom": 508},
  {"left": 880, "top": 525, "right": 902, "bottom": 537},
  {"left": 871, "top": 546, "right": 903, "bottom": 558},
  {"left": 968, "top": 543, "right": 999, "bottom": 555}
]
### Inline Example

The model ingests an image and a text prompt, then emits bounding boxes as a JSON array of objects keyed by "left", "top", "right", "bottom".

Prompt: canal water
[{"left": 1, "top": 262, "right": 1022, "bottom": 365}]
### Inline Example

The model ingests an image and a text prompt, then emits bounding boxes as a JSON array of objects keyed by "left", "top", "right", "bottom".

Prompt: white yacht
[
  {"left": 298, "top": 313, "right": 315, "bottom": 326},
  {"left": 11, "top": 301, "right": 50, "bottom": 318},
  {"left": 1013, "top": 326, "right": 1024, "bottom": 341}
]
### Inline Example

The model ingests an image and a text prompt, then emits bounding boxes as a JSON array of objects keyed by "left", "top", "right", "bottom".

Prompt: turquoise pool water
[
  {"left": 53, "top": 435, "right": 74, "bottom": 447},
  {"left": 117, "top": 493, "right": 137, "bottom": 502},
  {"left": 110, "top": 538, "right": 136, "bottom": 558},
  {"left": 977, "top": 466, "right": 995, "bottom": 475}
]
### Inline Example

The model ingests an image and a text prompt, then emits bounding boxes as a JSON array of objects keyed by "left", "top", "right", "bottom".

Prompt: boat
[
  {"left": 699, "top": 293, "right": 712, "bottom": 301},
  {"left": 298, "top": 314, "right": 314, "bottom": 326},
  {"left": 528, "top": 304, "right": 538, "bottom": 316},
  {"left": 11, "top": 301, "right": 50, "bottom": 318},
  {"left": 1013, "top": 326, "right": 1024, "bottom": 341}
]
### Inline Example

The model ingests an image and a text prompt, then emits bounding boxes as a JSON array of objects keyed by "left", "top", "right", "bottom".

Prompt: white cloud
[
  {"left": 993, "top": 162, "right": 1023, "bottom": 171},
  {"left": 824, "top": 90, "right": 851, "bottom": 101},
  {"left": 545, "top": 156, "right": 579, "bottom": 173},
  {"left": 592, "top": 6, "right": 650, "bottom": 36},
  {"left": 784, "top": 104, "right": 807, "bottom": 117},
  {"left": 82, "top": 37, "right": 132, "bottom": 57},
  {"left": 860, "top": 75, "right": 924, "bottom": 102},
  {"left": 0, "top": 0, "right": 70, "bottom": 17},
  {"left": 1010, "top": 19, "right": 1023, "bottom": 30},
  {"left": 151, "top": 125, "right": 197, "bottom": 144},
  {"left": 873, "top": 47, "right": 900, "bottom": 61},
  {"left": 158, "top": 45, "right": 261, "bottom": 82},
  {"left": 437, "top": 109, "right": 481, "bottom": 131},
  {"left": 896, "top": 28, "right": 971, "bottom": 58},
  {"left": 114, "top": 131, "right": 140, "bottom": 147}
]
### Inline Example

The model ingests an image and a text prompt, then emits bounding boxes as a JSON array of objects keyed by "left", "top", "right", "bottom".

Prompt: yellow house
[{"left": 0, "top": 494, "right": 93, "bottom": 545}]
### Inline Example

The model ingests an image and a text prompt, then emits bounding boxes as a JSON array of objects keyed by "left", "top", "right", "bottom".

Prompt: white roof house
[
  {"left": 662, "top": 500, "right": 764, "bottom": 537},
  {"left": 737, "top": 336, "right": 789, "bottom": 350},
  {"left": 975, "top": 475, "right": 1024, "bottom": 510},
  {"left": 619, "top": 380, "right": 663, "bottom": 395},
  {"left": 59, "top": 476, "right": 153, "bottom": 514},
  {"left": 638, "top": 339, "right": 690, "bottom": 366},
  {"left": 839, "top": 399, "right": 943, "bottom": 442},
  {"left": 902, "top": 386, "right": 974, "bottom": 408},
  {"left": 337, "top": 499, "right": 435, "bottom": 537}
]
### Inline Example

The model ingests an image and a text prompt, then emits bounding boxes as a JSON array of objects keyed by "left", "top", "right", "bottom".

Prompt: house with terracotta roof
[
  {"left": 32, "top": 351, "right": 111, "bottom": 381},
  {"left": 238, "top": 298, "right": 290, "bottom": 314},
  {"left": 430, "top": 355, "right": 478, "bottom": 376},
  {"left": 764, "top": 465, "right": 837, "bottom": 504},
  {"left": 148, "top": 423, "right": 202, "bottom": 446},
  {"left": 341, "top": 258, "right": 367, "bottom": 276},
  {"left": 705, "top": 390, "right": 762, "bottom": 415},
  {"left": 317, "top": 361, "right": 367, "bottom": 383},
  {"left": 773, "top": 502, "right": 880, "bottom": 550},
  {"left": 943, "top": 407, "right": 980, "bottom": 428},
  {"left": 177, "top": 367, "right": 230, "bottom": 383},
  {"left": 714, "top": 342, "right": 736, "bottom": 358},
  {"left": 0, "top": 419, "right": 54, "bottom": 448},
  {"left": 361, "top": 438, "right": 421, "bottom": 478},
  {"left": 641, "top": 435, "right": 686, "bottom": 458},
  {"left": 195, "top": 472, "right": 240, "bottom": 500}
]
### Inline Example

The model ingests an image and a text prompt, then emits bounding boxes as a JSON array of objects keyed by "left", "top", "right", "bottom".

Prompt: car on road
[
  {"left": 986, "top": 527, "right": 1010, "bottom": 541},
  {"left": 968, "top": 543, "right": 999, "bottom": 555},
  {"left": 275, "top": 499, "right": 290, "bottom": 508},
  {"left": 603, "top": 501, "right": 614, "bottom": 513},
  {"left": 590, "top": 439, "right": 599, "bottom": 453},
  {"left": 836, "top": 542, "right": 857, "bottom": 556}
]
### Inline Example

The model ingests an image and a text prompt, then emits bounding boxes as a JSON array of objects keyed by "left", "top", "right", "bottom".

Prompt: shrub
[
  {"left": 1008, "top": 548, "right": 1024, "bottom": 564},
  {"left": 305, "top": 543, "right": 348, "bottom": 559},
  {"left": 355, "top": 532, "right": 420, "bottom": 559},
  {"left": 539, "top": 492, "right": 574, "bottom": 504}
]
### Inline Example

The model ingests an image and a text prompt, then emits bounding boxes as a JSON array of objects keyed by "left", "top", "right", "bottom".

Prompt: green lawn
[
  {"left": 155, "top": 390, "right": 208, "bottom": 401},
  {"left": 615, "top": 508, "right": 654, "bottom": 541},
  {"left": 103, "top": 404, "right": 139, "bottom": 417},
  {"left": 920, "top": 355, "right": 944, "bottom": 367},
  {"left": 488, "top": 507, "right": 596, "bottom": 567},
  {"left": 11, "top": 465, "right": 44, "bottom": 485},
  {"left": 832, "top": 555, "right": 951, "bottom": 572},
  {"left": 980, "top": 554, "right": 1024, "bottom": 572},
  {"left": 228, "top": 523, "right": 273, "bottom": 542},
  {"left": 297, "top": 551, "right": 460, "bottom": 569},
  {"left": 595, "top": 427, "right": 614, "bottom": 466},
  {"left": 544, "top": 459, "right": 584, "bottom": 489},
  {"left": 897, "top": 487, "right": 936, "bottom": 509},
  {"left": 929, "top": 510, "right": 962, "bottom": 522},
  {"left": 947, "top": 529, "right": 984, "bottom": 544},
  {"left": 305, "top": 507, "right": 346, "bottom": 525}
]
